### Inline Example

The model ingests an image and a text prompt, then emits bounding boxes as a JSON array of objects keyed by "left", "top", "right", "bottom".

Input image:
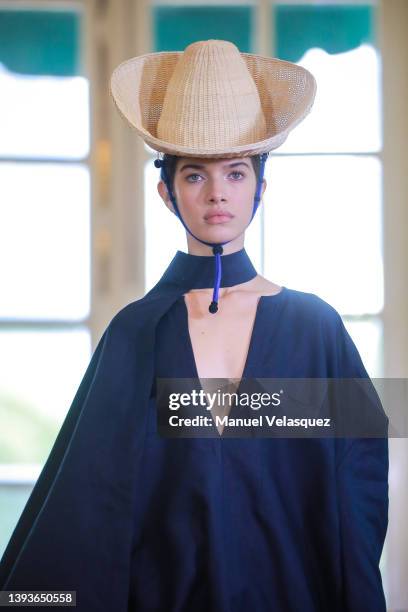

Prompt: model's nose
[
  {"left": 208, "top": 194, "right": 227, "bottom": 203},
  {"left": 206, "top": 178, "right": 227, "bottom": 203}
]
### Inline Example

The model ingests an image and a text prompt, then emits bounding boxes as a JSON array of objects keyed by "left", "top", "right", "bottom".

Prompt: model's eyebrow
[{"left": 178, "top": 161, "right": 250, "bottom": 172}]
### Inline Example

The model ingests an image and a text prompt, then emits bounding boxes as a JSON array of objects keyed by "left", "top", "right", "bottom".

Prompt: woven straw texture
[{"left": 109, "top": 40, "right": 317, "bottom": 158}]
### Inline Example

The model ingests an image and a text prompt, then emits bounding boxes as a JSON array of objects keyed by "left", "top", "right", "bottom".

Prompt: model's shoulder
[
  {"left": 284, "top": 286, "right": 342, "bottom": 327},
  {"left": 258, "top": 274, "right": 341, "bottom": 325},
  {"left": 260, "top": 277, "right": 339, "bottom": 320},
  {"left": 106, "top": 292, "right": 166, "bottom": 333}
]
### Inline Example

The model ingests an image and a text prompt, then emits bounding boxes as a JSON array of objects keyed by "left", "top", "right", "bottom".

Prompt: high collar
[{"left": 159, "top": 247, "right": 258, "bottom": 290}]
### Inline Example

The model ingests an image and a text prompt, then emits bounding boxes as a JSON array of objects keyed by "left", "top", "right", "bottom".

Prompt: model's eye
[
  {"left": 186, "top": 173, "right": 203, "bottom": 183},
  {"left": 229, "top": 171, "right": 244, "bottom": 180}
]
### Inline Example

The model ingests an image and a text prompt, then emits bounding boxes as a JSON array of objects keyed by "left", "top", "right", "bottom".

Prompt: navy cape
[{"left": 0, "top": 248, "right": 389, "bottom": 611}]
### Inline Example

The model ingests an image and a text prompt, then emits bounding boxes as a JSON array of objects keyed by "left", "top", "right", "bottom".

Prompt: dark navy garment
[
  {"left": 0, "top": 249, "right": 388, "bottom": 612},
  {"left": 128, "top": 289, "right": 389, "bottom": 612}
]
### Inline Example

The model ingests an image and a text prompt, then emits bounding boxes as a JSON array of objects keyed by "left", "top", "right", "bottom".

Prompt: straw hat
[{"left": 109, "top": 39, "right": 317, "bottom": 158}]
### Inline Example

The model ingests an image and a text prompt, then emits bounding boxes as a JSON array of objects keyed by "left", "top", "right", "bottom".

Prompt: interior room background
[{"left": 0, "top": 1, "right": 407, "bottom": 609}]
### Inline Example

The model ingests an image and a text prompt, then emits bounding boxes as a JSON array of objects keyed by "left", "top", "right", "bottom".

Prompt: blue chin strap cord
[{"left": 154, "top": 152, "right": 268, "bottom": 314}]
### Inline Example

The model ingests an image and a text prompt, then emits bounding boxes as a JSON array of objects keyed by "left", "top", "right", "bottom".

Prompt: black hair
[{"left": 160, "top": 154, "right": 263, "bottom": 192}]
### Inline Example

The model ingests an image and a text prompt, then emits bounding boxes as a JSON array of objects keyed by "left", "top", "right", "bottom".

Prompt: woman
[{"left": 0, "top": 40, "right": 388, "bottom": 612}]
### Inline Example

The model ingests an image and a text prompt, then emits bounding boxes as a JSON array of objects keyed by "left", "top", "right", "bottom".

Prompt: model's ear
[{"left": 157, "top": 180, "right": 175, "bottom": 213}]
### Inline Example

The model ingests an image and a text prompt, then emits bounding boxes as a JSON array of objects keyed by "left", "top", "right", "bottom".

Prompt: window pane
[
  {"left": 0, "top": 9, "right": 89, "bottom": 158},
  {"left": 273, "top": 3, "right": 381, "bottom": 153},
  {"left": 263, "top": 155, "right": 383, "bottom": 315},
  {"left": 0, "top": 10, "right": 80, "bottom": 76},
  {"left": 153, "top": 5, "right": 253, "bottom": 52},
  {"left": 0, "top": 329, "right": 91, "bottom": 464},
  {"left": 0, "top": 480, "right": 35, "bottom": 559},
  {"left": 275, "top": 4, "right": 376, "bottom": 62},
  {"left": 0, "top": 163, "right": 91, "bottom": 320}
]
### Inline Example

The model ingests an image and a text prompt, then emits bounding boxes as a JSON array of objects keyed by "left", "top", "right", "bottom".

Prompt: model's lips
[
  {"left": 204, "top": 211, "right": 234, "bottom": 224},
  {"left": 205, "top": 215, "right": 233, "bottom": 224}
]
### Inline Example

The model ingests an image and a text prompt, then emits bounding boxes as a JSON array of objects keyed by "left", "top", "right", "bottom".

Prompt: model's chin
[
  {"left": 187, "top": 218, "right": 246, "bottom": 242},
  {"left": 202, "top": 218, "right": 238, "bottom": 234},
  {"left": 201, "top": 221, "right": 237, "bottom": 235}
]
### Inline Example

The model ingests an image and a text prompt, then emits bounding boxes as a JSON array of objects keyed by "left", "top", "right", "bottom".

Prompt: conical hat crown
[{"left": 156, "top": 40, "right": 267, "bottom": 150}]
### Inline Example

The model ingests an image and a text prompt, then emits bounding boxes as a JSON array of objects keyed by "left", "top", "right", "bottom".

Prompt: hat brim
[{"left": 109, "top": 50, "right": 317, "bottom": 158}]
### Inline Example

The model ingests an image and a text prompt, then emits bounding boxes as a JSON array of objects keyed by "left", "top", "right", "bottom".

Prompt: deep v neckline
[{"left": 181, "top": 289, "right": 286, "bottom": 398}]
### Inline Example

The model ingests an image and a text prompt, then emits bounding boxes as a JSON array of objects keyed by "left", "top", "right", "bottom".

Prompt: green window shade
[
  {"left": 274, "top": 4, "right": 375, "bottom": 62},
  {"left": 153, "top": 6, "right": 252, "bottom": 53},
  {"left": 0, "top": 10, "right": 80, "bottom": 76}
]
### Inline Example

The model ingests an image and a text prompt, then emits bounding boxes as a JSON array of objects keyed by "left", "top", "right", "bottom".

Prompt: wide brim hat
[{"left": 109, "top": 39, "right": 317, "bottom": 158}]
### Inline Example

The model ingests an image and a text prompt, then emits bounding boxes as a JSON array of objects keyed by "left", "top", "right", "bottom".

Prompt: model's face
[{"left": 157, "top": 157, "right": 266, "bottom": 247}]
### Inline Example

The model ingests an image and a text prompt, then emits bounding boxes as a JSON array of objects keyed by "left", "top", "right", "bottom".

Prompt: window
[
  {"left": 265, "top": 1, "right": 382, "bottom": 377},
  {"left": 0, "top": 4, "right": 90, "bottom": 556}
]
